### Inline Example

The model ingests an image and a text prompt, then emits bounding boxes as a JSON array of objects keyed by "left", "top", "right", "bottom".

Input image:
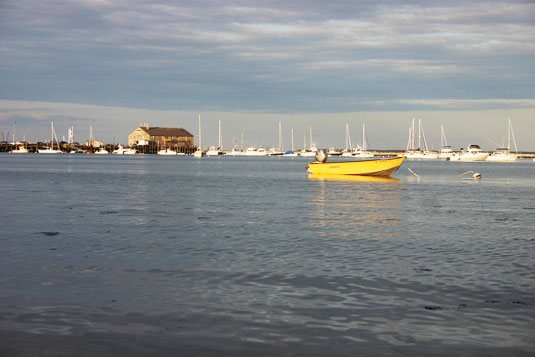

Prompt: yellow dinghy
[{"left": 306, "top": 155, "right": 405, "bottom": 176}]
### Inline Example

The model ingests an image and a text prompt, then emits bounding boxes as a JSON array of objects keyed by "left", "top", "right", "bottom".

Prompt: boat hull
[{"left": 306, "top": 157, "right": 405, "bottom": 176}]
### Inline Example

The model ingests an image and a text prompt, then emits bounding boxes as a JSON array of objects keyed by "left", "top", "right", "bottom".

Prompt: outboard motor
[{"left": 314, "top": 149, "right": 327, "bottom": 163}]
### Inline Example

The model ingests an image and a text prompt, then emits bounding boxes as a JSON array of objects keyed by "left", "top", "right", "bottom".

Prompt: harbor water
[{"left": 1, "top": 154, "right": 534, "bottom": 356}]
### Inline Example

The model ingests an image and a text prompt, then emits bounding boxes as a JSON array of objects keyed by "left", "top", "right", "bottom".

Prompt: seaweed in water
[
  {"left": 424, "top": 306, "right": 446, "bottom": 310},
  {"left": 39, "top": 232, "right": 59, "bottom": 236}
]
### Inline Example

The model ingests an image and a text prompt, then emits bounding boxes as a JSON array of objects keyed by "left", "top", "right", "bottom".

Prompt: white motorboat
[
  {"left": 352, "top": 146, "right": 374, "bottom": 158},
  {"left": 113, "top": 145, "right": 136, "bottom": 155},
  {"left": 327, "top": 147, "right": 342, "bottom": 156},
  {"left": 123, "top": 148, "right": 137, "bottom": 155},
  {"left": 94, "top": 148, "right": 109, "bottom": 155},
  {"left": 450, "top": 144, "right": 489, "bottom": 161},
  {"left": 245, "top": 146, "right": 268, "bottom": 156},
  {"left": 157, "top": 148, "right": 177, "bottom": 155},
  {"left": 300, "top": 143, "right": 318, "bottom": 157},
  {"left": 226, "top": 144, "right": 245, "bottom": 156},
  {"left": 10, "top": 145, "right": 29, "bottom": 154}
]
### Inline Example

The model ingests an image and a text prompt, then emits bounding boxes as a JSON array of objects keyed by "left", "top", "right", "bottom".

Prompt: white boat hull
[
  {"left": 450, "top": 153, "right": 489, "bottom": 161},
  {"left": 486, "top": 153, "right": 517, "bottom": 162}
]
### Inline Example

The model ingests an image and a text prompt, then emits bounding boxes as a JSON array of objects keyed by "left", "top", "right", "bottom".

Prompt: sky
[{"left": 0, "top": 0, "right": 534, "bottom": 150}]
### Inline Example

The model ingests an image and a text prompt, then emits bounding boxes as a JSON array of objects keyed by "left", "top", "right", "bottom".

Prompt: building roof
[{"left": 140, "top": 127, "right": 193, "bottom": 137}]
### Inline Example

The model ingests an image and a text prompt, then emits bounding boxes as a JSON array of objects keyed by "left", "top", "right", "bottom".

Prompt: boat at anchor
[{"left": 306, "top": 151, "right": 405, "bottom": 176}]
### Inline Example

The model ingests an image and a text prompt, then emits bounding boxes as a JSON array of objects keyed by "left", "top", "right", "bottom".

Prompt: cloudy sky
[{"left": 1, "top": 0, "right": 534, "bottom": 150}]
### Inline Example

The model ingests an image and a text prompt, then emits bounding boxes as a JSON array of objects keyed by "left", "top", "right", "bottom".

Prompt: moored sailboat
[
  {"left": 486, "top": 118, "right": 518, "bottom": 162},
  {"left": 404, "top": 118, "right": 438, "bottom": 160},
  {"left": 193, "top": 114, "right": 205, "bottom": 158},
  {"left": 38, "top": 122, "right": 62, "bottom": 153}
]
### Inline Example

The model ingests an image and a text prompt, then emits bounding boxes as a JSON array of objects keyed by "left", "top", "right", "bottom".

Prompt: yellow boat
[{"left": 306, "top": 156, "right": 405, "bottom": 176}]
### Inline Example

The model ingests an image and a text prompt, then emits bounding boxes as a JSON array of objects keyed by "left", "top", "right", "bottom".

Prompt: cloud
[{"left": 0, "top": 0, "right": 533, "bottom": 113}]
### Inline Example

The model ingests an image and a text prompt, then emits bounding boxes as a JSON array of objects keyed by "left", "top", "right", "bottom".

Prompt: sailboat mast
[
  {"left": 418, "top": 118, "right": 422, "bottom": 150},
  {"left": 198, "top": 114, "right": 202, "bottom": 150},
  {"left": 346, "top": 122, "right": 353, "bottom": 152},
  {"left": 291, "top": 128, "right": 294, "bottom": 152},
  {"left": 278, "top": 121, "right": 282, "bottom": 150},
  {"left": 218, "top": 119, "right": 222, "bottom": 149},
  {"left": 362, "top": 123, "right": 367, "bottom": 151},
  {"left": 509, "top": 117, "right": 518, "bottom": 153},
  {"left": 309, "top": 127, "right": 312, "bottom": 150},
  {"left": 52, "top": 122, "right": 60, "bottom": 150}
]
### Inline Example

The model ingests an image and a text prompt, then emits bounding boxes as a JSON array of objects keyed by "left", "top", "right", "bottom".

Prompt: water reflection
[{"left": 307, "top": 174, "right": 402, "bottom": 238}]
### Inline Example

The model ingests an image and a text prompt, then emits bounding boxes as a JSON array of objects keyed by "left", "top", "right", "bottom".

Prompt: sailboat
[
  {"left": 404, "top": 118, "right": 438, "bottom": 160},
  {"left": 227, "top": 134, "right": 245, "bottom": 156},
  {"left": 486, "top": 118, "right": 518, "bottom": 162},
  {"left": 269, "top": 121, "right": 284, "bottom": 156},
  {"left": 300, "top": 127, "right": 318, "bottom": 157},
  {"left": 193, "top": 114, "right": 205, "bottom": 158},
  {"left": 341, "top": 123, "right": 353, "bottom": 157},
  {"left": 38, "top": 122, "right": 62, "bottom": 153},
  {"left": 352, "top": 123, "right": 374, "bottom": 158},
  {"left": 284, "top": 128, "right": 298, "bottom": 156},
  {"left": 10, "top": 122, "right": 29, "bottom": 153},
  {"left": 437, "top": 125, "right": 454, "bottom": 159},
  {"left": 206, "top": 119, "right": 224, "bottom": 156}
]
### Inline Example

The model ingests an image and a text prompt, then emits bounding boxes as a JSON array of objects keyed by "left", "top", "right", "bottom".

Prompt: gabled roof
[{"left": 139, "top": 127, "right": 193, "bottom": 137}]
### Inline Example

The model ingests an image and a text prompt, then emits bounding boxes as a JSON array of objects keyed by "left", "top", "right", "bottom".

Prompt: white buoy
[{"left": 457, "top": 170, "right": 482, "bottom": 179}]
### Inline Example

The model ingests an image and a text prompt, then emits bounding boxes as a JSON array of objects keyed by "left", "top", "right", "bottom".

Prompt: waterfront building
[{"left": 128, "top": 124, "right": 194, "bottom": 153}]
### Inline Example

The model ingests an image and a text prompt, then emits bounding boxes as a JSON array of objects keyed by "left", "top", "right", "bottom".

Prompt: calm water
[{"left": 1, "top": 154, "right": 534, "bottom": 356}]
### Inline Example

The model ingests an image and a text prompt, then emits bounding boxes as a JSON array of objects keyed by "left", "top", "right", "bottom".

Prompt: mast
[
  {"left": 345, "top": 122, "right": 351, "bottom": 151},
  {"left": 291, "top": 128, "right": 294, "bottom": 152},
  {"left": 440, "top": 125, "right": 448, "bottom": 148},
  {"left": 309, "top": 127, "right": 312, "bottom": 150},
  {"left": 418, "top": 118, "right": 422, "bottom": 150},
  {"left": 198, "top": 114, "right": 202, "bottom": 150},
  {"left": 407, "top": 118, "right": 415, "bottom": 151},
  {"left": 278, "top": 121, "right": 282, "bottom": 150},
  {"left": 218, "top": 119, "right": 222, "bottom": 150},
  {"left": 509, "top": 117, "right": 518, "bottom": 153},
  {"left": 362, "top": 123, "right": 368, "bottom": 151},
  {"left": 51, "top": 122, "right": 60, "bottom": 150},
  {"left": 419, "top": 119, "right": 429, "bottom": 151}
]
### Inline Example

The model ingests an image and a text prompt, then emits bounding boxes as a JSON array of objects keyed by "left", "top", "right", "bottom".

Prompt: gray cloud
[{"left": 0, "top": 0, "right": 533, "bottom": 114}]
